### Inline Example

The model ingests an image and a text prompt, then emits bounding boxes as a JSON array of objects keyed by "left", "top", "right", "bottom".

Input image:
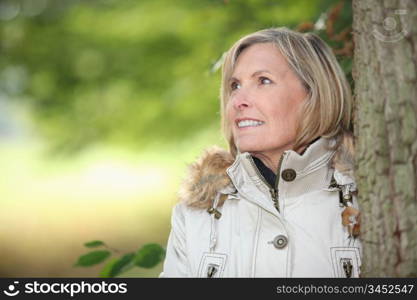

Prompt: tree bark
[{"left": 352, "top": 0, "right": 417, "bottom": 277}]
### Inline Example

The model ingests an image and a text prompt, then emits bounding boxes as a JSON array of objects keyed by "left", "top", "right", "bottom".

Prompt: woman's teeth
[{"left": 237, "top": 120, "right": 265, "bottom": 128}]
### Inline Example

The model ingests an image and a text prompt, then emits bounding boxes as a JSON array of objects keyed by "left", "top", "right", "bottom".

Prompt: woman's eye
[
  {"left": 230, "top": 82, "right": 241, "bottom": 91},
  {"left": 259, "top": 77, "right": 272, "bottom": 85}
]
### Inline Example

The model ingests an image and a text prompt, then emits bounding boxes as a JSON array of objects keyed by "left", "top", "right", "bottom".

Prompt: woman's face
[{"left": 226, "top": 42, "right": 308, "bottom": 161}]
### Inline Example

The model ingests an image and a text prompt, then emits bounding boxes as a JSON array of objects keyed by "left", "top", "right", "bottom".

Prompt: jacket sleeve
[{"left": 159, "top": 203, "right": 190, "bottom": 277}]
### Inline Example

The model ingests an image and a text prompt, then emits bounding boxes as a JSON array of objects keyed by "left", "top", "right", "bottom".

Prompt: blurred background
[{"left": 0, "top": 0, "right": 352, "bottom": 277}]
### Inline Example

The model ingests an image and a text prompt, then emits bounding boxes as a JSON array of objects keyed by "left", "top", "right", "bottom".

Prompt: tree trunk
[{"left": 352, "top": 0, "right": 417, "bottom": 277}]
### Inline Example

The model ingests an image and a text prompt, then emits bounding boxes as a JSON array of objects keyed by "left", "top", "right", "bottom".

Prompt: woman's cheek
[{"left": 225, "top": 106, "right": 234, "bottom": 127}]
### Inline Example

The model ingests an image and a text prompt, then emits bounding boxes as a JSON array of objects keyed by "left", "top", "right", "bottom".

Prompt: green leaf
[
  {"left": 84, "top": 240, "right": 105, "bottom": 248},
  {"left": 74, "top": 250, "right": 111, "bottom": 267},
  {"left": 134, "top": 244, "right": 165, "bottom": 269},
  {"left": 108, "top": 253, "right": 135, "bottom": 277},
  {"left": 99, "top": 258, "right": 120, "bottom": 278}
]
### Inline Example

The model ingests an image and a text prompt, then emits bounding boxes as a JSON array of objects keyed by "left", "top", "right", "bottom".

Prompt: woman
[{"left": 160, "top": 27, "right": 361, "bottom": 278}]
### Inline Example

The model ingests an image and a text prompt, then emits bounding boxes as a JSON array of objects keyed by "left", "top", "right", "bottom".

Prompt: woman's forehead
[{"left": 232, "top": 44, "right": 289, "bottom": 79}]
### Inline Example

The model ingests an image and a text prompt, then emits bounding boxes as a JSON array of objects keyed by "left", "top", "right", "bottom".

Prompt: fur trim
[
  {"left": 178, "top": 146, "right": 234, "bottom": 209},
  {"left": 179, "top": 138, "right": 355, "bottom": 209},
  {"left": 330, "top": 134, "right": 355, "bottom": 180}
]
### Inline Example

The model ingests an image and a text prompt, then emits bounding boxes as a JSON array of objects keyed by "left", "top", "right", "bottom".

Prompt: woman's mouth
[{"left": 237, "top": 119, "right": 265, "bottom": 128}]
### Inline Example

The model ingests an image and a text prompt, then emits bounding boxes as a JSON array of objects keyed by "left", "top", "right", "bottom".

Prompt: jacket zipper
[
  {"left": 248, "top": 153, "right": 286, "bottom": 212},
  {"left": 273, "top": 153, "right": 285, "bottom": 212}
]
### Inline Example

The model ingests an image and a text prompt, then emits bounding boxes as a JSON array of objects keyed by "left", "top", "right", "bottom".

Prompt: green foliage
[
  {"left": 100, "top": 253, "right": 135, "bottom": 278},
  {"left": 99, "top": 257, "right": 121, "bottom": 278},
  {"left": 74, "top": 241, "right": 165, "bottom": 277},
  {"left": 84, "top": 240, "right": 105, "bottom": 248},
  {"left": 74, "top": 250, "right": 111, "bottom": 267},
  {"left": 134, "top": 244, "right": 166, "bottom": 269}
]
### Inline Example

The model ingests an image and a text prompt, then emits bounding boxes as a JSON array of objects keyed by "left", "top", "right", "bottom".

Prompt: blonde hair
[{"left": 220, "top": 27, "right": 353, "bottom": 157}]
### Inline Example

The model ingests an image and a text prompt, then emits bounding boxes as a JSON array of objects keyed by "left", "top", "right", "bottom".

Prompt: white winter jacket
[{"left": 160, "top": 137, "right": 362, "bottom": 278}]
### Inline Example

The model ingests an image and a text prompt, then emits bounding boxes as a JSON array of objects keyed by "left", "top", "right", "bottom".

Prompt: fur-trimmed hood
[
  {"left": 178, "top": 137, "right": 355, "bottom": 210},
  {"left": 178, "top": 146, "right": 235, "bottom": 209}
]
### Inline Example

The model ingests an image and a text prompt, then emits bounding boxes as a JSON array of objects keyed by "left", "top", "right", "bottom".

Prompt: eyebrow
[{"left": 229, "top": 70, "right": 272, "bottom": 83}]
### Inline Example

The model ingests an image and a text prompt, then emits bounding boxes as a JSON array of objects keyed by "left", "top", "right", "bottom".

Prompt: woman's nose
[{"left": 232, "top": 89, "right": 252, "bottom": 110}]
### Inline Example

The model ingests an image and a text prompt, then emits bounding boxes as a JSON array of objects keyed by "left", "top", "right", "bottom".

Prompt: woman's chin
[{"left": 236, "top": 143, "right": 265, "bottom": 154}]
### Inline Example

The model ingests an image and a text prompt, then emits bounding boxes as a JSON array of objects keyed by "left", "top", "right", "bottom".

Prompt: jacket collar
[
  {"left": 178, "top": 137, "right": 354, "bottom": 210},
  {"left": 226, "top": 137, "right": 337, "bottom": 203}
]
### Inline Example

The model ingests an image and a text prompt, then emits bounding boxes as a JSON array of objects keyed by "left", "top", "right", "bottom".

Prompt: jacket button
[
  {"left": 273, "top": 235, "right": 288, "bottom": 249},
  {"left": 281, "top": 169, "right": 296, "bottom": 182}
]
